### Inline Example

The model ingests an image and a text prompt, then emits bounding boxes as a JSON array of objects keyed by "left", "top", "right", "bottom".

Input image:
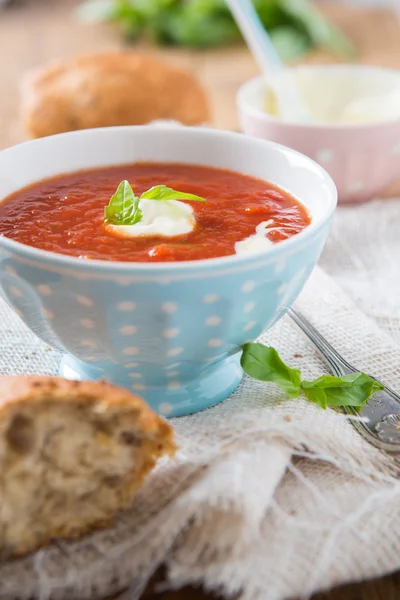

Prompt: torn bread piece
[
  {"left": 0, "top": 376, "right": 176, "bottom": 558},
  {"left": 21, "top": 52, "right": 210, "bottom": 138}
]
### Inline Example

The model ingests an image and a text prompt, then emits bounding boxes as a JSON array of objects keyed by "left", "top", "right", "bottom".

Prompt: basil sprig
[
  {"left": 104, "top": 180, "right": 142, "bottom": 226},
  {"left": 140, "top": 185, "right": 206, "bottom": 203},
  {"left": 241, "top": 343, "right": 383, "bottom": 410},
  {"left": 104, "top": 181, "right": 206, "bottom": 226}
]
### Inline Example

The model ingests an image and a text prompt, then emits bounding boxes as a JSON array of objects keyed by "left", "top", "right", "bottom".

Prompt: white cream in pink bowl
[{"left": 237, "top": 65, "right": 400, "bottom": 204}]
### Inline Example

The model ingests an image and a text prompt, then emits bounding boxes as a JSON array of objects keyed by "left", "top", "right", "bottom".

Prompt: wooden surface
[
  {"left": 1, "top": 1, "right": 400, "bottom": 598},
  {"left": 2, "top": 0, "right": 400, "bottom": 149}
]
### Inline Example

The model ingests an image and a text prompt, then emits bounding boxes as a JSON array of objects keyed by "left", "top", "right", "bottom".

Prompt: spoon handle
[
  {"left": 225, "top": 0, "right": 281, "bottom": 74},
  {"left": 225, "top": 0, "right": 310, "bottom": 122}
]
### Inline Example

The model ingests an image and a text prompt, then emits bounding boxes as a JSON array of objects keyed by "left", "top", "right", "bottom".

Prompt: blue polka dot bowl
[{"left": 0, "top": 126, "right": 337, "bottom": 417}]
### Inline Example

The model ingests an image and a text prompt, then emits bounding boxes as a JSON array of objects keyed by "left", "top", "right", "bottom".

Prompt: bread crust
[
  {"left": 0, "top": 375, "right": 173, "bottom": 442},
  {"left": 0, "top": 376, "right": 176, "bottom": 558},
  {"left": 22, "top": 52, "right": 210, "bottom": 137}
]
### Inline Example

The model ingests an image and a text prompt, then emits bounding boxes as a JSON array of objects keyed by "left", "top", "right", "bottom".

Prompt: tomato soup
[{"left": 0, "top": 163, "right": 310, "bottom": 262}]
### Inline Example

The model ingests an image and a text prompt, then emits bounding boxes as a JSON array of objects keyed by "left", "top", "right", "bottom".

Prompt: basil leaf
[
  {"left": 241, "top": 343, "right": 302, "bottom": 398},
  {"left": 300, "top": 385, "right": 328, "bottom": 410},
  {"left": 241, "top": 343, "right": 384, "bottom": 411},
  {"left": 104, "top": 180, "right": 142, "bottom": 226},
  {"left": 301, "top": 373, "right": 384, "bottom": 410},
  {"left": 140, "top": 185, "right": 206, "bottom": 202},
  {"left": 156, "top": 7, "right": 239, "bottom": 47},
  {"left": 77, "top": 0, "right": 353, "bottom": 57},
  {"left": 104, "top": 181, "right": 206, "bottom": 226}
]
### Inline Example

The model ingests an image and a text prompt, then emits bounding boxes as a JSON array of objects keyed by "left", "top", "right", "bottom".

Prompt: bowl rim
[
  {"left": 0, "top": 126, "right": 337, "bottom": 272},
  {"left": 237, "top": 64, "right": 400, "bottom": 131}
]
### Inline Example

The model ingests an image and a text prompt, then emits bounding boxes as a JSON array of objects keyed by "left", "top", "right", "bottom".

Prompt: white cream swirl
[{"left": 105, "top": 199, "right": 195, "bottom": 238}]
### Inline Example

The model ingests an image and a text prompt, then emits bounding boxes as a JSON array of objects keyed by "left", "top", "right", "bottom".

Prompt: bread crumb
[{"left": 0, "top": 375, "right": 176, "bottom": 558}]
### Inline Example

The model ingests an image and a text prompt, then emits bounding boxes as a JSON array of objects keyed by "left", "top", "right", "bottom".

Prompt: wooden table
[
  {"left": 3, "top": 0, "right": 400, "bottom": 148},
  {"left": 1, "top": 1, "right": 400, "bottom": 598}
]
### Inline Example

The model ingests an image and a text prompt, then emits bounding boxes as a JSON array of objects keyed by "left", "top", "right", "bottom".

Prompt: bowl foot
[{"left": 59, "top": 354, "right": 243, "bottom": 418}]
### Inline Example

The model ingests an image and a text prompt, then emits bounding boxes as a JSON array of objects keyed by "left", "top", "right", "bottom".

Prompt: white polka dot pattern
[
  {"left": 132, "top": 383, "right": 146, "bottom": 391},
  {"left": 122, "top": 347, "right": 139, "bottom": 356},
  {"left": 163, "top": 328, "right": 180, "bottom": 339},
  {"left": 278, "top": 283, "right": 288, "bottom": 295},
  {"left": 208, "top": 338, "right": 222, "bottom": 348},
  {"left": 117, "top": 301, "right": 136, "bottom": 312},
  {"left": 82, "top": 355, "right": 95, "bottom": 362},
  {"left": 81, "top": 339, "right": 96, "bottom": 348},
  {"left": 241, "top": 280, "right": 255, "bottom": 293},
  {"left": 316, "top": 149, "right": 333, "bottom": 164},
  {"left": 159, "top": 402, "right": 173, "bottom": 416},
  {"left": 76, "top": 295, "right": 94, "bottom": 308},
  {"left": 0, "top": 208, "right": 329, "bottom": 423},
  {"left": 36, "top": 284, "right": 52, "bottom": 296},
  {"left": 166, "top": 362, "right": 181, "bottom": 370},
  {"left": 275, "top": 259, "right": 286, "bottom": 273},
  {"left": 167, "top": 348, "right": 183, "bottom": 357},
  {"left": 167, "top": 381, "right": 181, "bottom": 390},
  {"left": 166, "top": 370, "right": 179, "bottom": 377},
  {"left": 80, "top": 318, "right": 95, "bottom": 329},
  {"left": 162, "top": 302, "right": 177, "bottom": 314},
  {"left": 244, "top": 302, "right": 255, "bottom": 313},
  {"left": 115, "top": 276, "right": 135, "bottom": 286},
  {"left": 205, "top": 316, "right": 221, "bottom": 326},
  {"left": 348, "top": 181, "right": 364, "bottom": 193},
  {"left": 119, "top": 325, "right": 138, "bottom": 335},
  {"left": 203, "top": 294, "right": 219, "bottom": 303}
]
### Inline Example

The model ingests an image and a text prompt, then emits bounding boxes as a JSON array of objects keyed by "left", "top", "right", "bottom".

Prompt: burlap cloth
[{"left": 0, "top": 199, "right": 400, "bottom": 600}]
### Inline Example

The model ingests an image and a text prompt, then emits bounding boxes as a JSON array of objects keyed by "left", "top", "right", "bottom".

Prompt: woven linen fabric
[
  {"left": 0, "top": 200, "right": 400, "bottom": 600},
  {"left": 320, "top": 198, "right": 400, "bottom": 346}
]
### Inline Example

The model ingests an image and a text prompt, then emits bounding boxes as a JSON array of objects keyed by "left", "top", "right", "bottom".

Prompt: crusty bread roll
[
  {"left": 21, "top": 52, "right": 210, "bottom": 138},
  {"left": 0, "top": 376, "right": 176, "bottom": 558}
]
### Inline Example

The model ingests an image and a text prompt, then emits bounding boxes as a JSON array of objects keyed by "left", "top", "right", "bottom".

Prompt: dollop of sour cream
[
  {"left": 105, "top": 199, "right": 195, "bottom": 238},
  {"left": 107, "top": 200, "right": 285, "bottom": 256},
  {"left": 235, "top": 219, "right": 280, "bottom": 255}
]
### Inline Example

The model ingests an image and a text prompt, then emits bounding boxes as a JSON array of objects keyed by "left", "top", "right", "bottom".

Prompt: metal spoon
[{"left": 289, "top": 307, "right": 400, "bottom": 454}]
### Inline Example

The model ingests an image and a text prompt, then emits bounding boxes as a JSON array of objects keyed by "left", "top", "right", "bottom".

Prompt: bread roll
[
  {"left": 22, "top": 52, "right": 210, "bottom": 138},
  {"left": 0, "top": 376, "right": 176, "bottom": 558}
]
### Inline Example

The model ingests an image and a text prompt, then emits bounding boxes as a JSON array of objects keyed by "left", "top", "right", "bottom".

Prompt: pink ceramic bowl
[{"left": 237, "top": 65, "right": 400, "bottom": 204}]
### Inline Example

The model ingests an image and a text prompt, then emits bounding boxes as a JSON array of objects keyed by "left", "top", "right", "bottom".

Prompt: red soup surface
[{"left": 0, "top": 163, "right": 310, "bottom": 262}]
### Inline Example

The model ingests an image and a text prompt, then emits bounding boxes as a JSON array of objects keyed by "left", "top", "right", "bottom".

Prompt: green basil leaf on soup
[
  {"left": 139, "top": 185, "right": 206, "bottom": 202},
  {"left": 104, "top": 180, "right": 142, "bottom": 226}
]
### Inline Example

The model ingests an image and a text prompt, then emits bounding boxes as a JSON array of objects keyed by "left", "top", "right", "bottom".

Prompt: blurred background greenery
[{"left": 77, "top": 0, "right": 355, "bottom": 61}]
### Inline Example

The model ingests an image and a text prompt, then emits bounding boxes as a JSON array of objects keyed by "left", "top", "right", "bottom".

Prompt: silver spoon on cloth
[{"left": 288, "top": 308, "right": 400, "bottom": 454}]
